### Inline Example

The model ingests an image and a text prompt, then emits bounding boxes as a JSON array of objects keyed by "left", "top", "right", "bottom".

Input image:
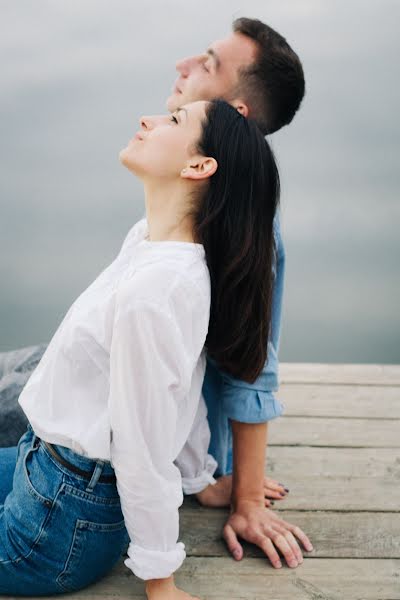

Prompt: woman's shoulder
[
  {"left": 120, "top": 216, "right": 147, "bottom": 250},
  {"left": 116, "top": 256, "right": 210, "bottom": 319}
]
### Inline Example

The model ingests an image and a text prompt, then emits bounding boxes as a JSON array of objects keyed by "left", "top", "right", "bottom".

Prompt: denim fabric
[
  {"left": 0, "top": 422, "right": 129, "bottom": 595},
  {"left": 203, "top": 210, "right": 286, "bottom": 476}
]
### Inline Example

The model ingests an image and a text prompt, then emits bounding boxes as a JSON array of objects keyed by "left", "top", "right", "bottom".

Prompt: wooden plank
[
  {"left": 52, "top": 557, "right": 400, "bottom": 599},
  {"left": 179, "top": 505, "right": 400, "bottom": 558},
  {"left": 266, "top": 445, "right": 400, "bottom": 477},
  {"left": 265, "top": 446, "right": 400, "bottom": 511},
  {"left": 259, "top": 475, "right": 400, "bottom": 511},
  {"left": 278, "top": 383, "right": 400, "bottom": 418},
  {"left": 280, "top": 362, "right": 400, "bottom": 385},
  {"left": 268, "top": 416, "right": 400, "bottom": 447}
]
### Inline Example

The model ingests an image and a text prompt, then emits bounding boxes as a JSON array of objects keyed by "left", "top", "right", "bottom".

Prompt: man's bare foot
[{"left": 195, "top": 474, "right": 289, "bottom": 508}]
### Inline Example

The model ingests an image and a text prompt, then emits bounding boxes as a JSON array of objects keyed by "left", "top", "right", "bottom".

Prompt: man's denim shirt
[{"left": 202, "top": 209, "right": 285, "bottom": 476}]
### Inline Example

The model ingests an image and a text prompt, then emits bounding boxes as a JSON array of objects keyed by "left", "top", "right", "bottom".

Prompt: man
[
  {"left": 0, "top": 16, "right": 313, "bottom": 571},
  {"left": 166, "top": 17, "right": 313, "bottom": 569}
]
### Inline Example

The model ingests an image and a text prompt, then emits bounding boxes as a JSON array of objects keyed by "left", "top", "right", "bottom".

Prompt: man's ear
[
  {"left": 231, "top": 99, "right": 249, "bottom": 118},
  {"left": 181, "top": 156, "right": 218, "bottom": 180}
]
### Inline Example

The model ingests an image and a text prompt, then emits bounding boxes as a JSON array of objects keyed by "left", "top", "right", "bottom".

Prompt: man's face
[{"left": 166, "top": 31, "right": 258, "bottom": 112}]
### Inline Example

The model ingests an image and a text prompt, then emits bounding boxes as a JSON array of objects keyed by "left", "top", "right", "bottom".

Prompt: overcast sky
[{"left": 1, "top": 0, "right": 399, "bottom": 363}]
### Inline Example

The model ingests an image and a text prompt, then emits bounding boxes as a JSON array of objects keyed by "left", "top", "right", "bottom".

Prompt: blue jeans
[
  {"left": 0, "top": 422, "right": 129, "bottom": 595},
  {"left": 202, "top": 209, "right": 286, "bottom": 476}
]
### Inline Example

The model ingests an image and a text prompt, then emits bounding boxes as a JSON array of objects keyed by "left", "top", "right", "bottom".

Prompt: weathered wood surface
[
  {"left": 278, "top": 382, "right": 400, "bottom": 418},
  {"left": 28, "top": 558, "right": 397, "bottom": 600},
  {"left": 7, "top": 362, "right": 399, "bottom": 599},
  {"left": 279, "top": 362, "right": 400, "bottom": 385}
]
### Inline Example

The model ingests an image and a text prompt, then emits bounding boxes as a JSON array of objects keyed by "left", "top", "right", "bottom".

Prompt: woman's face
[{"left": 119, "top": 100, "right": 210, "bottom": 180}]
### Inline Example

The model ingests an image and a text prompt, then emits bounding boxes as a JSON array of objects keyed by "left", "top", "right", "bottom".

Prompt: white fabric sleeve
[
  {"left": 108, "top": 294, "right": 191, "bottom": 581},
  {"left": 174, "top": 392, "right": 219, "bottom": 495}
]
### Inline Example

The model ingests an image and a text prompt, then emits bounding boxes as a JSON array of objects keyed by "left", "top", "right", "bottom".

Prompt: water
[{"left": 1, "top": 0, "right": 399, "bottom": 363}]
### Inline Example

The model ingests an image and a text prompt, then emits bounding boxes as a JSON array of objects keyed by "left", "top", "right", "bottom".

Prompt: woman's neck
[{"left": 143, "top": 178, "right": 196, "bottom": 243}]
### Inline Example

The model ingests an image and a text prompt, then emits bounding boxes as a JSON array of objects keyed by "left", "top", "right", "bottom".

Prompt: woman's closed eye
[{"left": 170, "top": 115, "right": 178, "bottom": 124}]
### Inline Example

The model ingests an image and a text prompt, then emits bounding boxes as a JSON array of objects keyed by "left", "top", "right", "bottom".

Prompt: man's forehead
[{"left": 209, "top": 32, "right": 258, "bottom": 69}]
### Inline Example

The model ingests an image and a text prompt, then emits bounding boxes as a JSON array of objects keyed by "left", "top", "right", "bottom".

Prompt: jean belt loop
[{"left": 85, "top": 459, "right": 105, "bottom": 493}]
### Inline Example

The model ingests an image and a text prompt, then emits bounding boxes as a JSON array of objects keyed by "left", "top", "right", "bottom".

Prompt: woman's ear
[{"left": 181, "top": 157, "right": 218, "bottom": 180}]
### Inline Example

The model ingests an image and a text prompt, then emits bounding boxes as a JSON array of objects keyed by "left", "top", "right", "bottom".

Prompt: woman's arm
[
  {"left": 108, "top": 290, "right": 189, "bottom": 581},
  {"left": 174, "top": 391, "right": 218, "bottom": 495}
]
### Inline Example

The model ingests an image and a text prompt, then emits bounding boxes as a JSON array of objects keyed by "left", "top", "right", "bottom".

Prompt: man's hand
[
  {"left": 195, "top": 475, "right": 289, "bottom": 508},
  {"left": 223, "top": 499, "right": 314, "bottom": 569}
]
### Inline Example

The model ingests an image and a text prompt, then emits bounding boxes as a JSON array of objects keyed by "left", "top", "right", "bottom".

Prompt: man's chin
[{"left": 166, "top": 91, "right": 185, "bottom": 113}]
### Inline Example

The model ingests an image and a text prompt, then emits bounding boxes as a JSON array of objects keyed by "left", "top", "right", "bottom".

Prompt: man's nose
[{"left": 175, "top": 54, "right": 199, "bottom": 75}]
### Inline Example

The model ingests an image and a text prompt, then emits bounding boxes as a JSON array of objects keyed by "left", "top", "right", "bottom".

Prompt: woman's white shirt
[{"left": 17, "top": 216, "right": 218, "bottom": 580}]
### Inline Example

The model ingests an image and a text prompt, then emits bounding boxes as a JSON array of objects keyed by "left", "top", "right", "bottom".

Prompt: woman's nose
[{"left": 139, "top": 116, "right": 151, "bottom": 131}]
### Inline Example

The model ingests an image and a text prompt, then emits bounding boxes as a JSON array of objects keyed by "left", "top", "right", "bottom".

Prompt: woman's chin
[
  {"left": 119, "top": 148, "right": 133, "bottom": 167},
  {"left": 119, "top": 150, "right": 143, "bottom": 177}
]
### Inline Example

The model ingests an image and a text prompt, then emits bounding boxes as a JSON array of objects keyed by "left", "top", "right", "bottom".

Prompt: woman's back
[{"left": 18, "top": 216, "right": 211, "bottom": 462}]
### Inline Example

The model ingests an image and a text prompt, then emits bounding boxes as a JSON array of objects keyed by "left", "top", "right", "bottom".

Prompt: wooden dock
[{"left": 24, "top": 363, "right": 400, "bottom": 598}]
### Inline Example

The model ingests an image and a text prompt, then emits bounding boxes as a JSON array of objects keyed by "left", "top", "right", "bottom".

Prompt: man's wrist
[
  {"left": 231, "top": 493, "right": 265, "bottom": 512},
  {"left": 231, "top": 475, "right": 265, "bottom": 509}
]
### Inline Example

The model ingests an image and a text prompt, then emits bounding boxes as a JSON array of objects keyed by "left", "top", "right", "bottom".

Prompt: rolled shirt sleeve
[
  {"left": 220, "top": 380, "right": 285, "bottom": 424},
  {"left": 174, "top": 392, "right": 218, "bottom": 495},
  {"left": 108, "top": 290, "right": 192, "bottom": 581}
]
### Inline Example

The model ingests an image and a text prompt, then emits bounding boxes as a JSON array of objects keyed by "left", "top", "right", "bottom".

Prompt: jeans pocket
[
  {"left": 4, "top": 438, "right": 62, "bottom": 562},
  {"left": 56, "top": 517, "right": 128, "bottom": 592}
]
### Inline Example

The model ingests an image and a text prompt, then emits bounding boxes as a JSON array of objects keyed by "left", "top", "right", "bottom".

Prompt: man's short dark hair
[{"left": 231, "top": 17, "right": 305, "bottom": 135}]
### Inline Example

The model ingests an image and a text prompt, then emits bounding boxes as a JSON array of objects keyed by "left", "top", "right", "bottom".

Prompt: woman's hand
[
  {"left": 195, "top": 474, "right": 289, "bottom": 508},
  {"left": 145, "top": 575, "right": 202, "bottom": 600}
]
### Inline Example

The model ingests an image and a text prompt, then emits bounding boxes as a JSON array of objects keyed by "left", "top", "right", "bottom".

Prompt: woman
[{"left": 0, "top": 98, "right": 280, "bottom": 599}]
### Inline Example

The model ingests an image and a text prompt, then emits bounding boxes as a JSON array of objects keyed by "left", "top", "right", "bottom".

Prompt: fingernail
[{"left": 233, "top": 549, "right": 241, "bottom": 559}]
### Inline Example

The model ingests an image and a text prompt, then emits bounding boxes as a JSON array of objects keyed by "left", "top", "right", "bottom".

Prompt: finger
[
  {"left": 268, "top": 529, "right": 300, "bottom": 568},
  {"left": 264, "top": 487, "right": 286, "bottom": 500},
  {"left": 265, "top": 477, "right": 289, "bottom": 493},
  {"left": 284, "top": 523, "right": 314, "bottom": 552},
  {"left": 264, "top": 478, "right": 288, "bottom": 499},
  {"left": 280, "top": 529, "right": 304, "bottom": 564},
  {"left": 247, "top": 530, "right": 283, "bottom": 569},
  {"left": 222, "top": 522, "right": 243, "bottom": 560}
]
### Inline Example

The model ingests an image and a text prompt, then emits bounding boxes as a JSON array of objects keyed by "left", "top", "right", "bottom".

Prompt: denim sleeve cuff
[
  {"left": 181, "top": 453, "right": 218, "bottom": 495},
  {"left": 221, "top": 387, "right": 285, "bottom": 423},
  {"left": 124, "top": 541, "right": 186, "bottom": 580}
]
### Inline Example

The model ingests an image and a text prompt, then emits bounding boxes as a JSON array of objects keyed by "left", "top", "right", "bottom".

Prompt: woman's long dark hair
[{"left": 188, "top": 98, "right": 280, "bottom": 384}]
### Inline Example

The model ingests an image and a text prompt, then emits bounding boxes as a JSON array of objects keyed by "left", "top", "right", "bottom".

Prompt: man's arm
[
  {"left": 218, "top": 211, "right": 313, "bottom": 567},
  {"left": 223, "top": 211, "right": 285, "bottom": 507},
  {"left": 230, "top": 419, "right": 268, "bottom": 508}
]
